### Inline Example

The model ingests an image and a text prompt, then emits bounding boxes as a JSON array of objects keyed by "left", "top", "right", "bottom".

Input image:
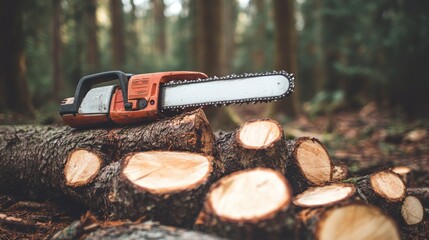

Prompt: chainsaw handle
[{"left": 60, "top": 71, "right": 131, "bottom": 115}]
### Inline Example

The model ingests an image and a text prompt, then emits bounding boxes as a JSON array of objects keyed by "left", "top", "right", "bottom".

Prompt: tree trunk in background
[
  {"left": 220, "top": 0, "right": 237, "bottom": 75},
  {"left": 71, "top": 1, "right": 84, "bottom": 85},
  {"left": 85, "top": 0, "right": 100, "bottom": 72},
  {"left": 0, "top": 1, "right": 35, "bottom": 115},
  {"left": 252, "top": 0, "right": 267, "bottom": 71},
  {"left": 109, "top": 0, "right": 126, "bottom": 69},
  {"left": 194, "top": 0, "right": 223, "bottom": 76},
  {"left": 152, "top": 0, "right": 166, "bottom": 56},
  {"left": 52, "top": 0, "right": 64, "bottom": 101},
  {"left": 128, "top": 0, "right": 141, "bottom": 68},
  {"left": 313, "top": 0, "right": 326, "bottom": 93},
  {"left": 273, "top": 0, "right": 301, "bottom": 117}
]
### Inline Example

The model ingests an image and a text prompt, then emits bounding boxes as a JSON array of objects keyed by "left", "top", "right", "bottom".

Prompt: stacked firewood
[{"left": 0, "top": 109, "right": 426, "bottom": 239}]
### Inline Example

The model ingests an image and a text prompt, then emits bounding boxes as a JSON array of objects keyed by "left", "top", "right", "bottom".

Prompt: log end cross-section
[
  {"left": 370, "top": 170, "right": 406, "bottom": 202},
  {"left": 122, "top": 151, "right": 212, "bottom": 194},
  {"left": 317, "top": 204, "right": 400, "bottom": 240},
  {"left": 286, "top": 137, "right": 333, "bottom": 193},
  {"left": 401, "top": 196, "right": 424, "bottom": 225},
  {"left": 64, "top": 149, "right": 102, "bottom": 187},
  {"left": 293, "top": 183, "right": 356, "bottom": 208},
  {"left": 236, "top": 119, "right": 283, "bottom": 149}
]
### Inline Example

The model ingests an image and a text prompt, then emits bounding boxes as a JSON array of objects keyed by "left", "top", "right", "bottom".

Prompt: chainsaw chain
[{"left": 160, "top": 70, "right": 294, "bottom": 111}]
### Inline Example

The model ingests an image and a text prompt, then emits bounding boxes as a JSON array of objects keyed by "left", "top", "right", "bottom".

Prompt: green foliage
[{"left": 14, "top": 0, "right": 429, "bottom": 117}]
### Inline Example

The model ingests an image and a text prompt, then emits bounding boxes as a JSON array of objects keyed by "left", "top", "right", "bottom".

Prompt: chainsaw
[{"left": 59, "top": 70, "right": 294, "bottom": 128}]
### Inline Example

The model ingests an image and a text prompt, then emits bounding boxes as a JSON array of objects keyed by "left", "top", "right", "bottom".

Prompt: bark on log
[
  {"left": 296, "top": 203, "right": 401, "bottom": 240},
  {"left": 332, "top": 161, "right": 350, "bottom": 181},
  {"left": 285, "top": 137, "right": 333, "bottom": 193},
  {"left": 0, "top": 109, "right": 214, "bottom": 198},
  {"left": 215, "top": 119, "right": 287, "bottom": 176},
  {"left": 293, "top": 183, "right": 356, "bottom": 208},
  {"left": 195, "top": 168, "right": 294, "bottom": 240}
]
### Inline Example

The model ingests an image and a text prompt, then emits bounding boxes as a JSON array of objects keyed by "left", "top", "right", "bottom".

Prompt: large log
[
  {"left": 216, "top": 119, "right": 287, "bottom": 175},
  {"left": 0, "top": 110, "right": 218, "bottom": 226},
  {"left": 195, "top": 168, "right": 294, "bottom": 240},
  {"left": 0, "top": 109, "right": 214, "bottom": 198},
  {"left": 296, "top": 203, "right": 400, "bottom": 240}
]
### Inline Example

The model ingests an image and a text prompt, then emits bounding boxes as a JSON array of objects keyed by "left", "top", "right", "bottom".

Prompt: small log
[
  {"left": 216, "top": 119, "right": 287, "bottom": 176},
  {"left": 401, "top": 196, "right": 424, "bottom": 225},
  {"left": 355, "top": 170, "right": 406, "bottom": 205},
  {"left": 293, "top": 183, "right": 356, "bottom": 208},
  {"left": 196, "top": 168, "right": 294, "bottom": 240},
  {"left": 296, "top": 203, "right": 401, "bottom": 240},
  {"left": 285, "top": 137, "right": 333, "bottom": 193}
]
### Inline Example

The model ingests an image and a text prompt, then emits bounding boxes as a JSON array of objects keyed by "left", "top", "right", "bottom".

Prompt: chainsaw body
[{"left": 60, "top": 71, "right": 207, "bottom": 128}]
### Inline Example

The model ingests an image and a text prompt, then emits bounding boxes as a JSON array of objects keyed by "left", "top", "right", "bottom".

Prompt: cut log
[
  {"left": 0, "top": 110, "right": 216, "bottom": 225},
  {"left": 111, "top": 151, "right": 215, "bottom": 226},
  {"left": 355, "top": 170, "right": 406, "bottom": 205},
  {"left": 401, "top": 196, "right": 424, "bottom": 225},
  {"left": 216, "top": 119, "right": 287, "bottom": 176},
  {"left": 297, "top": 203, "right": 400, "bottom": 240},
  {"left": 285, "top": 137, "right": 333, "bottom": 193},
  {"left": 64, "top": 149, "right": 103, "bottom": 187},
  {"left": 195, "top": 168, "right": 294, "bottom": 240},
  {"left": 293, "top": 183, "right": 356, "bottom": 208}
]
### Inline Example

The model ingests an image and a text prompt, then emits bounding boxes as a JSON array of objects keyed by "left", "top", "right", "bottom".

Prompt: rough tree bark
[
  {"left": 85, "top": 0, "right": 100, "bottom": 72},
  {"left": 52, "top": 0, "right": 64, "bottom": 101},
  {"left": 195, "top": 168, "right": 294, "bottom": 240},
  {"left": 215, "top": 119, "right": 287, "bottom": 176},
  {"left": 0, "top": 110, "right": 215, "bottom": 225}
]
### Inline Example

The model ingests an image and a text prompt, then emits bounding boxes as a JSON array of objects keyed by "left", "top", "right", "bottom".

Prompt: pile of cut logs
[{"left": 0, "top": 109, "right": 426, "bottom": 239}]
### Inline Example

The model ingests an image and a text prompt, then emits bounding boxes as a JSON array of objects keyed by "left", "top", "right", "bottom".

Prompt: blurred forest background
[{"left": 0, "top": 0, "right": 428, "bottom": 127}]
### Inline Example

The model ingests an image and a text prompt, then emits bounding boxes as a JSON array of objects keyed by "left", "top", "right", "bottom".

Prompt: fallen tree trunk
[
  {"left": 51, "top": 214, "right": 225, "bottom": 240},
  {"left": 296, "top": 203, "right": 400, "bottom": 240},
  {"left": 0, "top": 109, "right": 214, "bottom": 198},
  {"left": 285, "top": 137, "right": 334, "bottom": 193},
  {"left": 195, "top": 168, "right": 294, "bottom": 240},
  {"left": 215, "top": 119, "right": 287, "bottom": 176}
]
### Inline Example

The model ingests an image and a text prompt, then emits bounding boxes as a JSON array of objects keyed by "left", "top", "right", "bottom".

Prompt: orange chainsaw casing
[{"left": 61, "top": 71, "right": 208, "bottom": 128}]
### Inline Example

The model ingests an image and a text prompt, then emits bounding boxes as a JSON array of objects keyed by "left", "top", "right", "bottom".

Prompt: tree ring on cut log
[
  {"left": 122, "top": 151, "right": 212, "bottom": 194},
  {"left": 64, "top": 149, "right": 102, "bottom": 187},
  {"left": 317, "top": 204, "right": 400, "bottom": 240},
  {"left": 208, "top": 168, "right": 291, "bottom": 221},
  {"left": 401, "top": 196, "right": 424, "bottom": 225},
  {"left": 295, "top": 138, "right": 332, "bottom": 185},
  {"left": 370, "top": 170, "right": 405, "bottom": 202},
  {"left": 237, "top": 119, "right": 282, "bottom": 149},
  {"left": 293, "top": 183, "right": 356, "bottom": 208}
]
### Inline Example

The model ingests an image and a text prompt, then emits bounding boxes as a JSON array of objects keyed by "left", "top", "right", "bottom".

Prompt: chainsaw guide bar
[
  {"left": 60, "top": 70, "right": 294, "bottom": 128},
  {"left": 160, "top": 70, "right": 294, "bottom": 111}
]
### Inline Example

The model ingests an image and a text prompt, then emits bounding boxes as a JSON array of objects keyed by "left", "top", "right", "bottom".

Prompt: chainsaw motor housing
[{"left": 60, "top": 71, "right": 207, "bottom": 128}]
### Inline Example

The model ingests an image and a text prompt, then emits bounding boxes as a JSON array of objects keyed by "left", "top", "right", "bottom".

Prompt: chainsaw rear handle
[{"left": 60, "top": 71, "right": 131, "bottom": 115}]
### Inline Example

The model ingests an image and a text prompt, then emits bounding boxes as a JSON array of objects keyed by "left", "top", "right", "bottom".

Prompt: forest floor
[{"left": 0, "top": 104, "right": 428, "bottom": 239}]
